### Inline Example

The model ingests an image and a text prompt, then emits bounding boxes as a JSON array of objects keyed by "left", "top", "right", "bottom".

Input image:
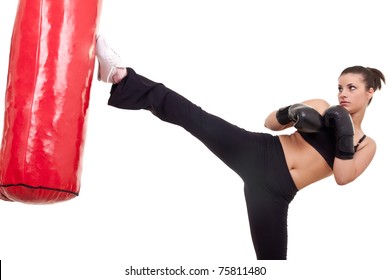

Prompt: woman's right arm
[
  {"left": 264, "top": 99, "right": 330, "bottom": 131},
  {"left": 264, "top": 110, "right": 292, "bottom": 131}
]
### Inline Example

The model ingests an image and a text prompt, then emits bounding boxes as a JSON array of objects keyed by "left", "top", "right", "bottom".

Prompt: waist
[{"left": 278, "top": 133, "right": 333, "bottom": 190}]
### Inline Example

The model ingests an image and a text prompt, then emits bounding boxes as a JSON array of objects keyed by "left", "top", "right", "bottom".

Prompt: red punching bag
[{"left": 0, "top": 0, "right": 102, "bottom": 204}]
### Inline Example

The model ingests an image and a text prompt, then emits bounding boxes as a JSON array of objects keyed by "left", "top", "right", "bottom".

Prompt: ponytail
[{"left": 366, "top": 67, "right": 386, "bottom": 91}]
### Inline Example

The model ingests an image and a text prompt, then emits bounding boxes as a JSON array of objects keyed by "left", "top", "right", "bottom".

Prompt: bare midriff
[{"left": 278, "top": 132, "right": 333, "bottom": 190}]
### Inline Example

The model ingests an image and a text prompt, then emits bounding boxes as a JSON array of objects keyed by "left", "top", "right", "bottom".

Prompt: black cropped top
[{"left": 298, "top": 129, "right": 366, "bottom": 169}]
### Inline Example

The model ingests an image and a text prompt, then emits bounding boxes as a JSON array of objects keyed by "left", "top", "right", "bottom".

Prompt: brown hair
[{"left": 340, "top": 66, "right": 386, "bottom": 104}]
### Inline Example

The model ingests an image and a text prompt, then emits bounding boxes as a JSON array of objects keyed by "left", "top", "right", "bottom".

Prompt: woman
[{"left": 95, "top": 35, "right": 385, "bottom": 260}]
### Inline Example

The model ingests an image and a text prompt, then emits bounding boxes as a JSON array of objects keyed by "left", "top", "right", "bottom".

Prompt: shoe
[{"left": 96, "top": 35, "right": 122, "bottom": 83}]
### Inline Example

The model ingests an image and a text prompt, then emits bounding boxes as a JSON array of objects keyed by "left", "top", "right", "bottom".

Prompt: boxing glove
[
  {"left": 323, "top": 105, "right": 355, "bottom": 159},
  {"left": 276, "top": 103, "right": 324, "bottom": 133}
]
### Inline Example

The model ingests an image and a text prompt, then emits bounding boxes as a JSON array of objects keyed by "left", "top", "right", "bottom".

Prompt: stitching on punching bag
[{"left": 0, "top": 183, "right": 79, "bottom": 196}]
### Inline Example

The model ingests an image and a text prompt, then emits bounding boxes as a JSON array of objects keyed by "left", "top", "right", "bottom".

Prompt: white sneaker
[{"left": 96, "top": 35, "right": 122, "bottom": 83}]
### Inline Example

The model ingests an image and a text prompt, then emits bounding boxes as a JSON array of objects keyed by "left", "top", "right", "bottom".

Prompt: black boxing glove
[
  {"left": 323, "top": 105, "right": 354, "bottom": 159},
  {"left": 276, "top": 103, "right": 324, "bottom": 133}
]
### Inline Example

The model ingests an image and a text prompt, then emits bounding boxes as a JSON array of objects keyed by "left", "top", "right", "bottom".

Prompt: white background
[{"left": 1, "top": 0, "right": 389, "bottom": 279}]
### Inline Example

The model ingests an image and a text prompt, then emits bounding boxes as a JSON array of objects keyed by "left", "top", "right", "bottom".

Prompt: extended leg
[{"left": 108, "top": 68, "right": 259, "bottom": 179}]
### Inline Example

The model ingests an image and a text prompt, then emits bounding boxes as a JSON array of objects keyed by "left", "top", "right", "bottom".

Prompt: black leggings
[{"left": 108, "top": 68, "right": 298, "bottom": 260}]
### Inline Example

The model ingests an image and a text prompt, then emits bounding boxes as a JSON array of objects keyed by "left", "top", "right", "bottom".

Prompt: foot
[{"left": 96, "top": 35, "right": 123, "bottom": 83}]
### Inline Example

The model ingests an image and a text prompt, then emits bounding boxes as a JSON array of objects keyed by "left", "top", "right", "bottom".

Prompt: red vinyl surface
[{"left": 0, "top": 0, "right": 102, "bottom": 203}]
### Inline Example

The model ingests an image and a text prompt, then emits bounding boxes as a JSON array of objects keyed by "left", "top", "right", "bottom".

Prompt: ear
[{"left": 367, "top": 87, "right": 375, "bottom": 100}]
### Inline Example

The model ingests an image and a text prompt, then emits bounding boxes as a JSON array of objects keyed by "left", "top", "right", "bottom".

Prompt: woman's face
[{"left": 337, "top": 73, "right": 374, "bottom": 114}]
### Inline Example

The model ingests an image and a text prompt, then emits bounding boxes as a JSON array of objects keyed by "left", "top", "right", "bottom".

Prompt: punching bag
[{"left": 0, "top": 0, "right": 102, "bottom": 204}]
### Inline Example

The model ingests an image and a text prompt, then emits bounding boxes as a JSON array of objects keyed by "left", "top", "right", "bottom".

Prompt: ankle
[{"left": 112, "top": 67, "right": 127, "bottom": 84}]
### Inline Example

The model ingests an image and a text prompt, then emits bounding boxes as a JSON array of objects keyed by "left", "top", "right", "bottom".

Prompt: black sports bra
[
  {"left": 298, "top": 129, "right": 366, "bottom": 169},
  {"left": 354, "top": 135, "right": 366, "bottom": 151}
]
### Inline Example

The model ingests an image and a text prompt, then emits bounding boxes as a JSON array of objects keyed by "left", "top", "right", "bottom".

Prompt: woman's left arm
[{"left": 332, "top": 137, "right": 376, "bottom": 185}]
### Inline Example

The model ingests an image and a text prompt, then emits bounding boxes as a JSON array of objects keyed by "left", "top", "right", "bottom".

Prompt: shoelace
[{"left": 104, "top": 45, "right": 121, "bottom": 83}]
